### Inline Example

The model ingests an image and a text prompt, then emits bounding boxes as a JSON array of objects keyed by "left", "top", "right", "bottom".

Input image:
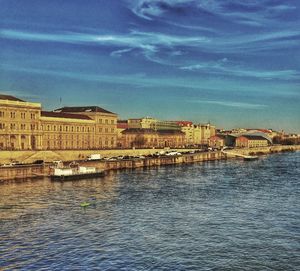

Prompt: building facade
[
  {"left": 0, "top": 94, "right": 42, "bottom": 150},
  {"left": 128, "top": 117, "right": 182, "bottom": 131},
  {"left": 178, "top": 122, "right": 216, "bottom": 147},
  {"left": 235, "top": 135, "right": 269, "bottom": 148},
  {"left": 121, "top": 128, "right": 185, "bottom": 148},
  {"left": 209, "top": 135, "right": 226, "bottom": 149},
  {"left": 54, "top": 106, "right": 118, "bottom": 149},
  {"left": 0, "top": 94, "right": 118, "bottom": 150}
]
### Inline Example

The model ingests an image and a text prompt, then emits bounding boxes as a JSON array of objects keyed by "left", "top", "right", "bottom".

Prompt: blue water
[{"left": 0, "top": 152, "right": 299, "bottom": 270}]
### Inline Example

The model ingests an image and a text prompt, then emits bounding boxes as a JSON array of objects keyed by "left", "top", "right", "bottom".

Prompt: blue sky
[{"left": 0, "top": 0, "right": 299, "bottom": 132}]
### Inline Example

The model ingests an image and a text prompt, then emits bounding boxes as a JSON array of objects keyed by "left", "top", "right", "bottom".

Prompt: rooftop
[
  {"left": 41, "top": 111, "right": 92, "bottom": 120},
  {"left": 0, "top": 94, "right": 25, "bottom": 102},
  {"left": 238, "top": 135, "right": 269, "bottom": 140},
  {"left": 54, "top": 106, "right": 115, "bottom": 115}
]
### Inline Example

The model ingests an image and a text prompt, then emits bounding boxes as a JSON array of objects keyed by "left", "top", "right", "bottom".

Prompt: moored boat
[
  {"left": 243, "top": 155, "right": 259, "bottom": 161},
  {"left": 51, "top": 166, "right": 105, "bottom": 181}
]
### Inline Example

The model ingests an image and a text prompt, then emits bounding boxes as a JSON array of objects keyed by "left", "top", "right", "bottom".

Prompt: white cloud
[
  {"left": 110, "top": 48, "right": 133, "bottom": 57},
  {"left": 180, "top": 59, "right": 300, "bottom": 80},
  {"left": 191, "top": 100, "right": 268, "bottom": 109}
]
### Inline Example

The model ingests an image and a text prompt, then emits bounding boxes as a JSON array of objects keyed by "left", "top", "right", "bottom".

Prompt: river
[{"left": 0, "top": 152, "right": 299, "bottom": 270}]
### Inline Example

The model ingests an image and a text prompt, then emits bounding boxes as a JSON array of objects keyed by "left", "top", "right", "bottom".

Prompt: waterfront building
[
  {"left": 117, "top": 120, "right": 129, "bottom": 148},
  {"left": 128, "top": 117, "right": 182, "bottom": 131},
  {"left": 40, "top": 111, "right": 95, "bottom": 150},
  {"left": 54, "top": 106, "right": 118, "bottom": 149},
  {"left": 128, "top": 117, "right": 157, "bottom": 129},
  {"left": 235, "top": 135, "right": 269, "bottom": 148},
  {"left": 121, "top": 128, "right": 185, "bottom": 148},
  {"left": 151, "top": 120, "right": 181, "bottom": 131},
  {"left": 178, "top": 122, "right": 216, "bottom": 147},
  {"left": 0, "top": 94, "right": 118, "bottom": 150},
  {"left": 209, "top": 134, "right": 226, "bottom": 149},
  {"left": 0, "top": 94, "right": 42, "bottom": 150}
]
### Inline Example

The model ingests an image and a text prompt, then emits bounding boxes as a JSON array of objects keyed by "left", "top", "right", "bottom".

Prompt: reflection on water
[
  {"left": 0, "top": 152, "right": 299, "bottom": 270},
  {"left": 0, "top": 172, "right": 119, "bottom": 220}
]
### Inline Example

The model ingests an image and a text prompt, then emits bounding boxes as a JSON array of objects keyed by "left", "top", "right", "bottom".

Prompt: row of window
[
  {"left": 98, "top": 119, "right": 115, "bottom": 124},
  {"left": 0, "top": 111, "right": 37, "bottom": 119},
  {"left": 44, "top": 135, "right": 115, "bottom": 141},
  {"left": 0, "top": 123, "right": 116, "bottom": 133},
  {"left": 41, "top": 125, "right": 115, "bottom": 133},
  {"left": 0, "top": 123, "right": 37, "bottom": 130},
  {"left": 41, "top": 125, "right": 93, "bottom": 133}
]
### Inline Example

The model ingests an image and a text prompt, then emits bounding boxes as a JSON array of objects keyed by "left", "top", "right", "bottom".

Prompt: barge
[{"left": 51, "top": 166, "right": 105, "bottom": 181}]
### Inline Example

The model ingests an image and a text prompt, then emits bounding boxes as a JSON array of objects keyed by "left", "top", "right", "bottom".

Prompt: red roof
[
  {"left": 175, "top": 121, "right": 193, "bottom": 126},
  {"left": 117, "top": 123, "right": 128, "bottom": 129},
  {"left": 210, "top": 135, "right": 226, "bottom": 140}
]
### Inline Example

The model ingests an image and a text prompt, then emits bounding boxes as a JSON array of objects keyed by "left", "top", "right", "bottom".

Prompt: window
[
  {"left": 111, "top": 120, "right": 114, "bottom": 124},
  {"left": 0, "top": 111, "right": 4, "bottom": 118},
  {"left": 0, "top": 123, "right": 5, "bottom": 129},
  {"left": 31, "top": 113, "right": 36, "bottom": 119},
  {"left": 105, "top": 119, "right": 108, "bottom": 124}
]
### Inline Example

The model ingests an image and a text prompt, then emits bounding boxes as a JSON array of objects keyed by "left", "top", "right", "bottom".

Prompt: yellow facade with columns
[
  {"left": 0, "top": 94, "right": 117, "bottom": 150},
  {"left": 0, "top": 95, "right": 42, "bottom": 150}
]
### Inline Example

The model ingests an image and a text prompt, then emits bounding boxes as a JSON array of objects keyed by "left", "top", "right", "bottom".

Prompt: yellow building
[
  {"left": 54, "top": 106, "right": 117, "bottom": 149},
  {"left": 180, "top": 123, "right": 216, "bottom": 147},
  {"left": 0, "top": 94, "right": 42, "bottom": 150},
  {"left": 235, "top": 135, "right": 269, "bottom": 148},
  {"left": 0, "top": 94, "right": 117, "bottom": 150},
  {"left": 121, "top": 128, "right": 185, "bottom": 148},
  {"left": 128, "top": 117, "right": 157, "bottom": 129},
  {"left": 40, "top": 111, "right": 96, "bottom": 150}
]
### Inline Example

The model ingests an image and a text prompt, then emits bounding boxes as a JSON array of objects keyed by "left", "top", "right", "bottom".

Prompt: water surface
[{"left": 0, "top": 152, "right": 299, "bottom": 270}]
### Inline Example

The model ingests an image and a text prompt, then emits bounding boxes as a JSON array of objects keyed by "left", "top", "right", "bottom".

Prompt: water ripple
[{"left": 0, "top": 152, "right": 299, "bottom": 270}]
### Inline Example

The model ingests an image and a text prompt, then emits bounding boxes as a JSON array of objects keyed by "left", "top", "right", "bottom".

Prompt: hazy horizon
[{"left": 1, "top": 0, "right": 299, "bottom": 133}]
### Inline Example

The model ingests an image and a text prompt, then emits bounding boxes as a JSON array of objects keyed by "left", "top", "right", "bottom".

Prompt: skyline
[{"left": 1, "top": 0, "right": 300, "bottom": 132}]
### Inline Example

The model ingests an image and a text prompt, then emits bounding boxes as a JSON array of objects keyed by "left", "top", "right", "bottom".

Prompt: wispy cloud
[
  {"left": 190, "top": 100, "right": 268, "bottom": 109},
  {"left": 110, "top": 48, "right": 133, "bottom": 57},
  {"left": 180, "top": 59, "right": 300, "bottom": 80},
  {"left": 128, "top": 0, "right": 298, "bottom": 27},
  {"left": 0, "top": 28, "right": 210, "bottom": 64}
]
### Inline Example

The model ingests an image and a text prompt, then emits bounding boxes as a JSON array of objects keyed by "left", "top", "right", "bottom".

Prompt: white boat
[
  {"left": 51, "top": 166, "right": 105, "bottom": 181},
  {"left": 243, "top": 155, "right": 259, "bottom": 161}
]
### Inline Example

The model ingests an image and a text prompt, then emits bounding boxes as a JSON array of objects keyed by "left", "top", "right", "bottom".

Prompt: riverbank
[
  {"left": 0, "top": 145, "right": 299, "bottom": 182},
  {"left": 0, "top": 151, "right": 224, "bottom": 182}
]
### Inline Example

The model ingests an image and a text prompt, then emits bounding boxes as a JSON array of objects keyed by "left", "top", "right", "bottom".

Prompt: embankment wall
[
  {"left": 0, "top": 148, "right": 194, "bottom": 164},
  {"left": 0, "top": 151, "right": 224, "bottom": 182}
]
